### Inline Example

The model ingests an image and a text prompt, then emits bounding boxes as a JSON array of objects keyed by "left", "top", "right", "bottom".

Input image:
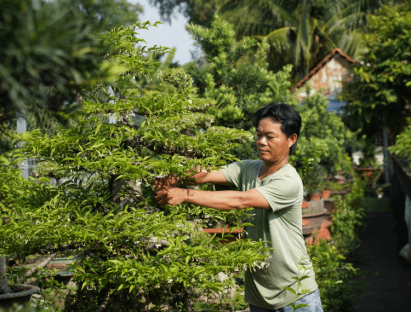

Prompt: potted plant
[
  {"left": 303, "top": 165, "right": 327, "bottom": 201},
  {"left": 319, "top": 181, "right": 331, "bottom": 200},
  {"left": 356, "top": 139, "right": 378, "bottom": 178}
]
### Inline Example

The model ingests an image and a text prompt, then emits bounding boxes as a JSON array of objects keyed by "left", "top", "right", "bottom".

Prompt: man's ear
[{"left": 288, "top": 134, "right": 297, "bottom": 148}]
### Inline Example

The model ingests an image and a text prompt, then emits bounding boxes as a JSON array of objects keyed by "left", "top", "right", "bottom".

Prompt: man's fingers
[
  {"left": 155, "top": 186, "right": 170, "bottom": 194},
  {"left": 155, "top": 193, "right": 167, "bottom": 201}
]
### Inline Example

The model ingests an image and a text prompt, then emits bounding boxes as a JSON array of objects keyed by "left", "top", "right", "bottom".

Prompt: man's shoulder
[
  {"left": 238, "top": 159, "right": 262, "bottom": 168},
  {"left": 267, "top": 164, "right": 302, "bottom": 185}
]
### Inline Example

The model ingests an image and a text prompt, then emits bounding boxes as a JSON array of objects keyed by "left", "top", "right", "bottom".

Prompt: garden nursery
[{"left": 1, "top": 0, "right": 411, "bottom": 311}]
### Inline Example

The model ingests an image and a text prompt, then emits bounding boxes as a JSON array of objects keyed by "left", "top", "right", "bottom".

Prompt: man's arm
[
  {"left": 154, "top": 187, "right": 270, "bottom": 210},
  {"left": 152, "top": 168, "right": 232, "bottom": 187},
  {"left": 184, "top": 169, "right": 232, "bottom": 185}
]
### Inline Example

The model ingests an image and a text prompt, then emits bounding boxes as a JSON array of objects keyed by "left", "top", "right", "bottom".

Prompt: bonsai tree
[{"left": 0, "top": 22, "right": 270, "bottom": 310}]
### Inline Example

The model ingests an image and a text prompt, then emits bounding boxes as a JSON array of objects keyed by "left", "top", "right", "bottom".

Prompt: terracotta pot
[
  {"left": 302, "top": 219, "right": 310, "bottom": 226},
  {"left": 321, "top": 190, "right": 331, "bottom": 200},
  {"left": 356, "top": 167, "right": 375, "bottom": 178},
  {"left": 202, "top": 228, "right": 243, "bottom": 244},
  {"left": 302, "top": 201, "right": 311, "bottom": 209},
  {"left": 308, "top": 193, "right": 322, "bottom": 201},
  {"left": 0, "top": 284, "right": 40, "bottom": 310}
]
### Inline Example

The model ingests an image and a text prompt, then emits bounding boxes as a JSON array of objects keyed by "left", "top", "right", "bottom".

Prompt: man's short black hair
[{"left": 252, "top": 103, "right": 302, "bottom": 156}]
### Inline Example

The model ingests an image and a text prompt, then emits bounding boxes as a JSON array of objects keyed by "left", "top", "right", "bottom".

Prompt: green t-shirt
[{"left": 221, "top": 160, "right": 318, "bottom": 310}]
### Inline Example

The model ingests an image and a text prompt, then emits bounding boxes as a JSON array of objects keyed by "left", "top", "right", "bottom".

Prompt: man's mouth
[{"left": 259, "top": 150, "right": 269, "bottom": 153}]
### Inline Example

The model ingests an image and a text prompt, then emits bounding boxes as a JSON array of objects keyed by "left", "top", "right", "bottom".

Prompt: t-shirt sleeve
[
  {"left": 220, "top": 161, "right": 247, "bottom": 189},
  {"left": 255, "top": 176, "right": 300, "bottom": 212}
]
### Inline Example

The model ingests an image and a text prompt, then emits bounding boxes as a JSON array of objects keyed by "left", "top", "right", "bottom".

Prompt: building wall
[{"left": 297, "top": 54, "right": 353, "bottom": 100}]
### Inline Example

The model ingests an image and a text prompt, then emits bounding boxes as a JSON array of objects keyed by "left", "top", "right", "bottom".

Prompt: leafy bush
[
  {"left": 308, "top": 178, "right": 367, "bottom": 312},
  {"left": 390, "top": 117, "right": 411, "bottom": 165},
  {"left": 1, "top": 22, "right": 271, "bottom": 311},
  {"left": 343, "top": 2, "right": 411, "bottom": 141}
]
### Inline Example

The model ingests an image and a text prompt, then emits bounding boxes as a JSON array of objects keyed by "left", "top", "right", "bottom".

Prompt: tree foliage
[
  {"left": 186, "top": 15, "right": 355, "bottom": 179},
  {"left": 0, "top": 21, "right": 270, "bottom": 310},
  {"left": 0, "top": 0, "right": 140, "bottom": 150},
  {"left": 389, "top": 118, "right": 411, "bottom": 165},
  {"left": 343, "top": 1, "right": 411, "bottom": 140},
  {"left": 149, "top": 0, "right": 402, "bottom": 80}
]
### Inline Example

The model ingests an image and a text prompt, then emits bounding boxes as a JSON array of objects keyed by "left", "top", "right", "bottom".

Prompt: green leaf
[{"left": 284, "top": 286, "right": 296, "bottom": 296}]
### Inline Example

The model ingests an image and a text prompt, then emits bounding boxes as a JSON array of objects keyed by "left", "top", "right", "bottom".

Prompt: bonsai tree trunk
[{"left": 0, "top": 255, "right": 12, "bottom": 294}]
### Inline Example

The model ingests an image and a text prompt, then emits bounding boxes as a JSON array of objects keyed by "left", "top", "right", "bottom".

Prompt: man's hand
[
  {"left": 151, "top": 176, "right": 180, "bottom": 188},
  {"left": 154, "top": 187, "right": 188, "bottom": 206}
]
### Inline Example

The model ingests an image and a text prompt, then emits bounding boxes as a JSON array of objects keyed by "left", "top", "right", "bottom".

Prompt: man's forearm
[
  {"left": 185, "top": 189, "right": 246, "bottom": 210},
  {"left": 183, "top": 167, "right": 230, "bottom": 185},
  {"left": 154, "top": 187, "right": 270, "bottom": 210}
]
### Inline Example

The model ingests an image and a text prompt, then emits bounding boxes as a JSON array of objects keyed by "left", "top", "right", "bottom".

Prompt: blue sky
[{"left": 129, "top": 0, "right": 196, "bottom": 65}]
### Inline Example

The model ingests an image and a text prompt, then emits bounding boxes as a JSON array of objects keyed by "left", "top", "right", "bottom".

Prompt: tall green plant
[
  {"left": 0, "top": 0, "right": 126, "bottom": 150},
  {"left": 187, "top": 16, "right": 356, "bottom": 179},
  {"left": 343, "top": 1, "right": 411, "bottom": 141},
  {"left": 0, "top": 22, "right": 270, "bottom": 310}
]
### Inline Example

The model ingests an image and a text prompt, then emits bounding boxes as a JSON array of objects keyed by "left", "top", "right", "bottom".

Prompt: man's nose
[{"left": 258, "top": 136, "right": 267, "bottom": 145}]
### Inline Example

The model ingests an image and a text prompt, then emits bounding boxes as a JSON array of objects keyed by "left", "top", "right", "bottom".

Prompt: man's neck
[{"left": 258, "top": 157, "right": 289, "bottom": 180}]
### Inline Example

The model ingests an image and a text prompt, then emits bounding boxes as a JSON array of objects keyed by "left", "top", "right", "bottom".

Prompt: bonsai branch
[{"left": 17, "top": 253, "right": 56, "bottom": 284}]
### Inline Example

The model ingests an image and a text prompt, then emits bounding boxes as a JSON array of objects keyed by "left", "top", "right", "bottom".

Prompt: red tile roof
[{"left": 291, "top": 48, "right": 356, "bottom": 93}]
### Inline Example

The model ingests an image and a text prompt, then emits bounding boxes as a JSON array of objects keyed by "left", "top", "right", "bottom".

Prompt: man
[{"left": 154, "top": 103, "right": 323, "bottom": 312}]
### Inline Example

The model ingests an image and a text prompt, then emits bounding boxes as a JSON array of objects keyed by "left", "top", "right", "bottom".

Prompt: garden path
[{"left": 355, "top": 206, "right": 411, "bottom": 311}]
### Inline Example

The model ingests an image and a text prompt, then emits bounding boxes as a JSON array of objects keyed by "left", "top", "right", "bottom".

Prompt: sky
[{"left": 129, "top": 0, "right": 196, "bottom": 65}]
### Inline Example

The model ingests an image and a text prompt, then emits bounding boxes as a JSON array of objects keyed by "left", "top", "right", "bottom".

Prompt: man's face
[{"left": 255, "top": 117, "right": 296, "bottom": 163}]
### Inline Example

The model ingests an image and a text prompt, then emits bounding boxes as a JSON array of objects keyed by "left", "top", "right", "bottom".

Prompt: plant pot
[
  {"left": 202, "top": 228, "right": 243, "bottom": 244},
  {"left": 308, "top": 193, "right": 322, "bottom": 201},
  {"left": 302, "top": 208, "right": 328, "bottom": 235},
  {"left": 302, "top": 219, "right": 310, "bottom": 226},
  {"left": 302, "top": 201, "right": 311, "bottom": 209},
  {"left": 321, "top": 190, "right": 330, "bottom": 200},
  {"left": 0, "top": 284, "right": 40, "bottom": 310},
  {"left": 356, "top": 167, "right": 375, "bottom": 178}
]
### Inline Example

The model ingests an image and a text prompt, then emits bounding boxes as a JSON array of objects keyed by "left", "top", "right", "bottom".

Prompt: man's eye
[{"left": 268, "top": 137, "right": 275, "bottom": 139}]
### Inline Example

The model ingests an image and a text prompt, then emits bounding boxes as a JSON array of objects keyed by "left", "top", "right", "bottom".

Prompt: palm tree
[{"left": 218, "top": 0, "right": 402, "bottom": 80}]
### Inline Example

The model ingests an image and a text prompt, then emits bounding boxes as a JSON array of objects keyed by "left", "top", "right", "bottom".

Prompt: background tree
[
  {"left": 343, "top": 1, "right": 411, "bottom": 144},
  {"left": 187, "top": 15, "right": 356, "bottom": 177},
  {"left": 67, "top": 0, "right": 143, "bottom": 30},
  {"left": 149, "top": 0, "right": 403, "bottom": 81},
  {"left": 186, "top": 15, "right": 297, "bottom": 160},
  {"left": 0, "top": 0, "right": 140, "bottom": 150}
]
